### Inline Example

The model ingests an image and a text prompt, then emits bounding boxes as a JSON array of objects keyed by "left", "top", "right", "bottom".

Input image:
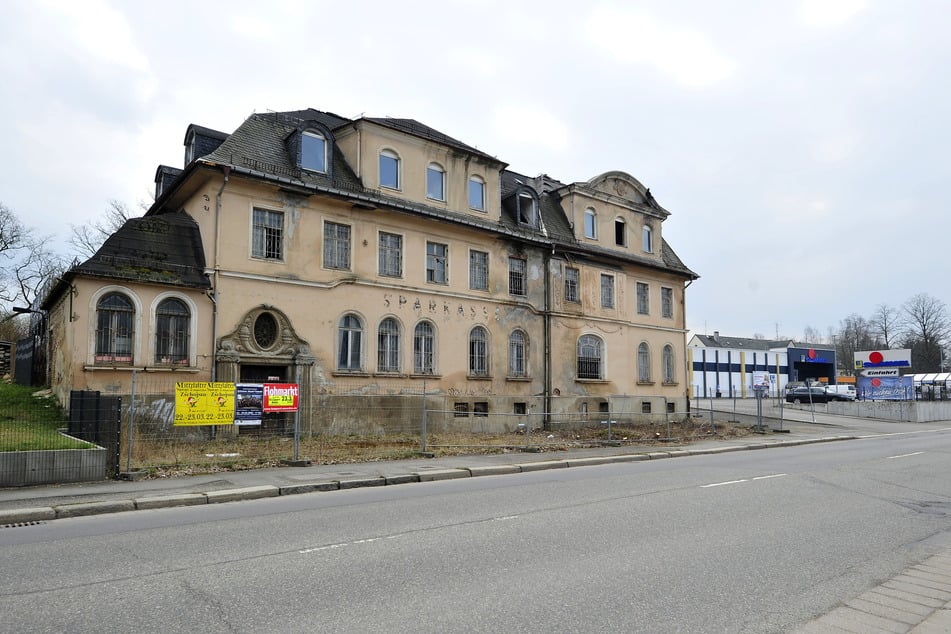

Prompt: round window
[{"left": 253, "top": 312, "right": 278, "bottom": 349}]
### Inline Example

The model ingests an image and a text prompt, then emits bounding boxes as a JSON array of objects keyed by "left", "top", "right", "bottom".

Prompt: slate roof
[
  {"left": 152, "top": 107, "right": 696, "bottom": 279},
  {"left": 363, "top": 117, "right": 502, "bottom": 164},
  {"left": 52, "top": 212, "right": 210, "bottom": 297}
]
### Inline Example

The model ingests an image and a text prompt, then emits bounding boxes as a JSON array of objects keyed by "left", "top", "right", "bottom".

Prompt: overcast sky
[{"left": 2, "top": 0, "right": 948, "bottom": 341}]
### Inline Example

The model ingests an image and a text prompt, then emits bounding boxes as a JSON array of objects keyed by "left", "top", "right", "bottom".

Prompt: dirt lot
[{"left": 139, "top": 417, "right": 756, "bottom": 478}]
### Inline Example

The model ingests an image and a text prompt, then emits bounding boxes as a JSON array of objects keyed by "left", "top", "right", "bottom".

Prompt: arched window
[
  {"left": 469, "top": 326, "right": 488, "bottom": 376},
  {"left": 427, "top": 163, "right": 445, "bottom": 201},
  {"left": 380, "top": 149, "right": 400, "bottom": 189},
  {"left": 584, "top": 208, "right": 597, "bottom": 239},
  {"left": 469, "top": 176, "right": 486, "bottom": 211},
  {"left": 663, "top": 344, "right": 675, "bottom": 383},
  {"left": 337, "top": 313, "right": 364, "bottom": 371},
  {"left": 378, "top": 317, "right": 401, "bottom": 373},
  {"left": 155, "top": 298, "right": 190, "bottom": 365},
  {"left": 577, "top": 334, "right": 603, "bottom": 380},
  {"left": 509, "top": 330, "right": 527, "bottom": 377},
  {"left": 96, "top": 293, "right": 134, "bottom": 364},
  {"left": 414, "top": 321, "right": 435, "bottom": 374},
  {"left": 642, "top": 225, "right": 653, "bottom": 253},
  {"left": 638, "top": 342, "right": 652, "bottom": 383},
  {"left": 301, "top": 130, "right": 327, "bottom": 173}
]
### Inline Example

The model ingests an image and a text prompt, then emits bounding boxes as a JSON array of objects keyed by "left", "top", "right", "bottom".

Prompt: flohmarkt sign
[{"left": 174, "top": 382, "right": 237, "bottom": 426}]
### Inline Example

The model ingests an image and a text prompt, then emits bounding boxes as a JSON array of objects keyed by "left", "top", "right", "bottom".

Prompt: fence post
[
  {"left": 126, "top": 370, "right": 136, "bottom": 473},
  {"left": 420, "top": 377, "right": 428, "bottom": 454}
]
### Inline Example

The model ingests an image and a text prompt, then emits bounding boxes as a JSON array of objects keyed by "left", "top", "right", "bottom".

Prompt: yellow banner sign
[{"left": 174, "top": 382, "right": 236, "bottom": 426}]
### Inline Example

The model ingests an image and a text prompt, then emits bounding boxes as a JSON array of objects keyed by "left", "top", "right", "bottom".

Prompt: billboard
[
  {"left": 854, "top": 349, "right": 912, "bottom": 369},
  {"left": 174, "top": 382, "right": 236, "bottom": 426}
]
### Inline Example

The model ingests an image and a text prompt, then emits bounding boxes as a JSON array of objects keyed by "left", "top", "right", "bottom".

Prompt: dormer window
[
  {"left": 614, "top": 217, "right": 626, "bottom": 246},
  {"left": 584, "top": 208, "right": 597, "bottom": 239},
  {"left": 469, "top": 176, "right": 486, "bottom": 211},
  {"left": 642, "top": 225, "right": 653, "bottom": 253},
  {"left": 301, "top": 131, "right": 327, "bottom": 173},
  {"left": 517, "top": 192, "right": 537, "bottom": 227},
  {"left": 380, "top": 150, "right": 400, "bottom": 190},
  {"left": 427, "top": 163, "right": 445, "bottom": 201}
]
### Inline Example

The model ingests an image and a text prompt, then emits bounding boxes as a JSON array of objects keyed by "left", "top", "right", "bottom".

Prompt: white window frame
[
  {"left": 469, "top": 250, "right": 489, "bottom": 291},
  {"left": 469, "top": 176, "right": 486, "bottom": 211},
  {"left": 379, "top": 149, "right": 401, "bottom": 190},
  {"left": 637, "top": 282, "right": 650, "bottom": 315},
  {"left": 251, "top": 207, "right": 284, "bottom": 261},
  {"left": 427, "top": 163, "right": 446, "bottom": 201},
  {"left": 600, "top": 274, "right": 614, "bottom": 309},
  {"left": 584, "top": 208, "right": 597, "bottom": 239},
  {"left": 301, "top": 130, "right": 327, "bottom": 174}
]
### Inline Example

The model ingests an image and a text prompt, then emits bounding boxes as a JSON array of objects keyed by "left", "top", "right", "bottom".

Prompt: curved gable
[{"left": 585, "top": 171, "right": 669, "bottom": 218}]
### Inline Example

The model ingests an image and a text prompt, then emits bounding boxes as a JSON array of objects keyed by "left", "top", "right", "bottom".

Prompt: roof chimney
[{"left": 713, "top": 331, "right": 720, "bottom": 343}]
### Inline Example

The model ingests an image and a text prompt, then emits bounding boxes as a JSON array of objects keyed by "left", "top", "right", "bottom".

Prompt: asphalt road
[{"left": 3, "top": 425, "right": 951, "bottom": 633}]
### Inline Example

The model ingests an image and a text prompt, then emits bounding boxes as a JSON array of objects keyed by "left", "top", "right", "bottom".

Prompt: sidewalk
[{"left": 0, "top": 418, "right": 844, "bottom": 521}]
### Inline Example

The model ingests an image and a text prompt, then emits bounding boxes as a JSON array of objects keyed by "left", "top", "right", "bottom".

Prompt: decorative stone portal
[{"left": 215, "top": 305, "right": 318, "bottom": 434}]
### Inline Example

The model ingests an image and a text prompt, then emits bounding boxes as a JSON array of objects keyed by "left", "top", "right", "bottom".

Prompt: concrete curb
[{"left": 0, "top": 435, "right": 859, "bottom": 525}]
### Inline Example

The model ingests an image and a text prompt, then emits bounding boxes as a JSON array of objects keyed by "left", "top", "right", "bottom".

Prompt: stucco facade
[{"left": 42, "top": 108, "right": 698, "bottom": 432}]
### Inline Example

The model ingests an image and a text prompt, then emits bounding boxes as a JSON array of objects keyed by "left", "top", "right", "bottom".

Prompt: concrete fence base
[{"left": 0, "top": 447, "right": 108, "bottom": 487}]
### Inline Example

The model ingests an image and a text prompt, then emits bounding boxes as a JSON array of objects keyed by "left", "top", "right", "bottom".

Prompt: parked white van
[{"left": 825, "top": 385, "right": 856, "bottom": 400}]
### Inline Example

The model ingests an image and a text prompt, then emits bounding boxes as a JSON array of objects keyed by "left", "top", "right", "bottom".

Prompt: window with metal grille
[
  {"left": 252, "top": 208, "right": 283, "bottom": 260},
  {"left": 377, "top": 317, "right": 400, "bottom": 372},
  {"left": 662, "top": 287, "right": 673, "bottom": 318},
  {"left": 469, "top": 326, "right": 488, "bottom": 376},
  {"left": 508, "top": 330, "right": 527, "bottom": 377},
  {"left": 414, "top": 321, "right": 435, "bottom": 374},
  {"left": 564, "top": 267, "right": 579, "bottom": 303},
  {"left": 469, "top": 250, "right": 488, "bottom": 290},
  {"left": 379, "top": 232, "right": 402, "bottom": 277},
  {"left": 637, "top": 282, "right": 650, "bottom": 315},
  {"left": 426, "top": 242, "right": 448, "bottom": 284},
  {"left": 454, "top": 402, "right": 470, "bottom": 417},
  {"left": 638, "top": 342, "right": 651, "bottom": 382},
  {"left": 337, "top": 313, "right": 363, "bottom": 371},
  {"left": 324, "top": 222, "right": 351, "bottom": 270},
  {"left": 509, "top": 257, "right": 526, "bottom": 296},
  {"left": 577, "top": 335, "right": 603, "bottom": 380},
  {"left": 95, "top": 292, "right": 134, "bottom": 364},
  {"left": 155, "top": 298, "right": 189, "bottom": 365},
  {"left": 600, "top": 274, "right": 614, "bottom": 309},
  {"left": 642, "top": 401, "right": 652, "bottom": 414}
]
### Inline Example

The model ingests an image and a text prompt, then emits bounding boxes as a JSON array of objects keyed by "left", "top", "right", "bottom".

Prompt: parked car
[
  {"left": 824, "top": 385, "right": 856, "bottom": 401},
  {"left": 785, "top": 387, "right": 833, "bottom": 404}
]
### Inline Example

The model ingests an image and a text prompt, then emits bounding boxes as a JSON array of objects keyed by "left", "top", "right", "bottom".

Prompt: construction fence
[{"left": 81, "top": 372, "right": 695, "bottom": 477}]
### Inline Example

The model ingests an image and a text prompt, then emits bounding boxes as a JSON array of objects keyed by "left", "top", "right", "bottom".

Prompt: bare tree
[
  {"left": 802, "top": 325, "right": 822, "bottom": 344},
  {"left": 0, "top": 203, "right": 65, "bottom": 310},
  {"left": 835, "top": 314, "right": 881, "bottom": 376},
  {"left": 69, "top": 199, "right": 146, "bottom": 258},
  {"left": 869, "top": 303, "right": 902, "bottom": 348},
  {"left": 901, "top": 293, "right": 951, "bottom": 372}
]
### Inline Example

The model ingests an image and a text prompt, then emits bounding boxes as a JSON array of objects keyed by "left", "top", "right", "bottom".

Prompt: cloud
[
  {"left": 799, "top": 0, "right": 867, "bottom": 28},
  {"left": 491, "top": 106, "right": 571, "bottom": 154},
  {"left": 584, "top": 6, "right": 735, "bottom": 88}
]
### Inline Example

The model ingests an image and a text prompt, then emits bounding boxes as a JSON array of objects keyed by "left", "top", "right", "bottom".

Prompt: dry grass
[{"left": 132, "top": 418, "right": 755, "bottom": 479}]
